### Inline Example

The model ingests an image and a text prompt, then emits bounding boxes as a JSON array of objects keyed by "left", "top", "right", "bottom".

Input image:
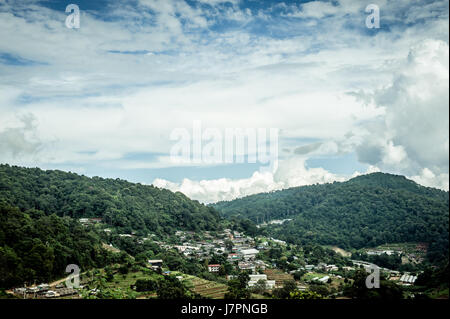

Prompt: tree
[
  {"left": 289, "top": 290, "right": 323, "bottom": 299},
  {"left": 224, "top": 273, "right": 251, "bottom": 299},
  {"left": 273, "top": 280, "right": 297, "bottom": 299},
  {"left": 135, "top": 279, "right": 158, "bottom": 292},
  {"left": 343, "top": 269, "right": 403, "bottom": 299},
  {"left": 250, "top": 279, "right": 267, "bottom": 295},
  {"left": 157, "top": 276, "right": 189, "bottom": 299}
]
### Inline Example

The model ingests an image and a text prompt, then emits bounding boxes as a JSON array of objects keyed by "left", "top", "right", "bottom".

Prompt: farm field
[
  {"left": 264, "top": 269, "right": 294, "bottom": 287},
  {"left": 176, "top": 273, "right": 228, "bottom": 299}
]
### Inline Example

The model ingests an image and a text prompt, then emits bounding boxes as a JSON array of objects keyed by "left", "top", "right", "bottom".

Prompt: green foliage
[
  {"left": 289, "top": 290, "right": 323, "bottom": 299},
  {"left": 351, "top": 252, "right": 403, "bottom": 270},
  {"left": 343, "top": 269, "right": 404, "bottom": 299},
  {"left": 157, "top": 275, "right": 190, "bottom": 299},
  {"left": 224, "top": 272, "right": 251, "bottom": 299},
  {"left": 0, "top": 164, "right": 221, "bottom": 235},
  {"left": 214, "top": 173, "right": 449, "bottom": 263},
  {"left": 415, "top": 262, "right": 449, "bottom": 292},
  {"left": 134, "top": 278, "right": 158, "bottom": 292},
  {"left": 272, "top": 280, "right": 297, "bottom": 299},
  {"left": 0, "top": 204, "right": 112, "bottom": 288}
]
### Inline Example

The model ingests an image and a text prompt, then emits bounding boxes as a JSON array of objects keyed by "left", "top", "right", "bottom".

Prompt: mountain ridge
[{"left": 213, "top": 172, "right": 449, "bottom": 263}]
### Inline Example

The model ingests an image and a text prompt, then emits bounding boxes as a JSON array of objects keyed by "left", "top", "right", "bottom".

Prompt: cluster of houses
[
  {"left": 295, "top": 263, "right": 340, "bottom": 273},
  {"left": 13, "top": 283, "right": 78, "bottom": 299}
]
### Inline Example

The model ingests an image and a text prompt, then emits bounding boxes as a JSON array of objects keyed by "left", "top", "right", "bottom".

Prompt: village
[{"left": 6, "top": 220, "right": 426, "bottom": 299}]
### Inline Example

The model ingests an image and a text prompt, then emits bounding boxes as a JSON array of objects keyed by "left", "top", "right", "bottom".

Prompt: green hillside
[
  {"left": 0, "top": 164, "right": 223, "bottom": 288},
  {"left": 213, "top": 173, "right": 449, "bottom": 263},
  {"left": 0, "top": 164, "right": 221, "bottom": 235}
]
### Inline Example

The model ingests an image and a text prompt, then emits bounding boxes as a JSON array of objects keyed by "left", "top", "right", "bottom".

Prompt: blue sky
[{"left": 0, "top": 0, "right": 448, "bottom": 202}]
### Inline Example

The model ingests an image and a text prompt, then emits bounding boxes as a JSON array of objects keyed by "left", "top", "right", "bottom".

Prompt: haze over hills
[{"left": 213, "top": 173, "right": 449, "bottom": 263}]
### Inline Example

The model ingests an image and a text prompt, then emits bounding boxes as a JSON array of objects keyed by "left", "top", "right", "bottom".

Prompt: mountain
[
  {"left": 0, "top": 164, "right": 221, "bottom": 235},
  {"left": 213, "top": 173, "right": 449, "bottom": 263},
  {"left": 0, "top": 164, "right": 224, "bottom": 288}
]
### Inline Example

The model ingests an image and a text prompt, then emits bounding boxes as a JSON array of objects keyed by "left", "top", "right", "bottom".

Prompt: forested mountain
[
  {"left": 213, "top": 173, "right": 449, "bottom": 263},
  {"left": 0, "top": 164, "right": 224, "bottom": 288},
  {"left": 0, "top": 164, "right": 221, "bottom": 235}
]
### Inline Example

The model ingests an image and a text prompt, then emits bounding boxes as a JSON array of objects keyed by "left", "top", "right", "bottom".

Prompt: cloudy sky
[{"left": 0, "top": 0, "right": 448, "bottom": 203}]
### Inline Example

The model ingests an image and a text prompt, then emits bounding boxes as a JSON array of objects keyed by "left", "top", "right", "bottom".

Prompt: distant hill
[
  {"left": 0, "top": 164, "right": 221, "bottom": 235},
  {"left": 213, "top": 173, "right": 449, "bottom": 263}
]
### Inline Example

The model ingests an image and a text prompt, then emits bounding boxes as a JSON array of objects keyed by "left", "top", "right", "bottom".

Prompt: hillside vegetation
[
  {"left": 0, "top": 164, "right": 222, "bottom": 288},
  {"left": 0, "top": 164, "right": 221, "bottom": 235},
  {"left": 213, "top": 173, "right": 449, "bottom": 263}
]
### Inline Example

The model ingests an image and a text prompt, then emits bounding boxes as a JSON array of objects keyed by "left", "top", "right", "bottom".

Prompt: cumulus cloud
[
  {"left": 0, "top": 0, "right": 448, "bottom": 196},
  {"left": 355, "top": 39, "right": 449, "bottom": 189},
  {"left": 0, "top": 113, "right": 41, "bottom": 161},
  {"left": 153, "top": 157, "right": 347, "bottom": 203}
]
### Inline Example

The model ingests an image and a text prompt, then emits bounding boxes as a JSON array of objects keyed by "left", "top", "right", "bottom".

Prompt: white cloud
[
  {"left": 410, "top": 168, "right": 449, "bottom": 191},
  {"left": 0, "top": 0, "right": 448, "bottom": 194},
  {"left": 153, "top": 157, "right": 347, "bottom": 203},
  {"left": 355, "top": 39, "right": 449, "bottom": 189}
]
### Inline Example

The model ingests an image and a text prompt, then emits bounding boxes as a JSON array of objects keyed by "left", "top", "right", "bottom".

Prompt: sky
[{"left": 0, "top": 0, "right": 448, "bottom": 203}]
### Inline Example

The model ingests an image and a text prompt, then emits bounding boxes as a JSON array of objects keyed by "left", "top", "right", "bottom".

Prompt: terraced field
[
  {"left": 180, "top": 274, "right": 228, "bottom": 299},
  {"left": 264, "top": 269, "right": 294, "bottom": 287}
]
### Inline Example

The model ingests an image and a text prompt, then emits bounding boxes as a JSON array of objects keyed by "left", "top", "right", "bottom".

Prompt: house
[
  {"left": 148, "top": 259, "right": 163, "bottom": 270},
  {"left": 57, "top": 288, "right": 78, "bottom": 297},
  {"left": 174, "top": 245, "right": 200, "bottom": 253},
  {"left": 239, "top": 248, "right": 259, "bottom": 260},
  {"left": 399, "top": 274, "right": 417, "bottom": 285},
  {"left": 227, "top": 253, "right": 240, "bottom": 261},
  {"left": 44, "top": 290, "right": 60, "bottom": 298},
  {"left": 325, "top": 264, "right": 339, "bottom": 272},
  {"left": 37, "top": 283, "right": 49, "bottom": 292},
  {"left": 247, "top": 274, "right": 276, "bottom": 289},
  {"left": 343, "top": 266, "right": 355, "bottom": 271},
  {"left": 317, "top": 276, "right": 330, "bottom": 283},
  {"left": 208, "top": 264, "right": 221, "bottom": 273},
  {"left": 238, "top": 262, "right": 256, "bottom": 273},
  {"left": 253, "top": 260, "right": 267, "bottom": 270}
]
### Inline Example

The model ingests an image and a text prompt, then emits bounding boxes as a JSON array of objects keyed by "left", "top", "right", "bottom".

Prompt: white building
[
  {"left": 318, "top": 276, "right": 330, "bottom": 283},
  {"left": 247, "top": 275, "right": 276, "bottom": 289},
  {"left": 208, "top": 264, "right": 220, "bottom": 272},
  {"left": 239, "top": 248, "right": 259, "bottom": 260}
]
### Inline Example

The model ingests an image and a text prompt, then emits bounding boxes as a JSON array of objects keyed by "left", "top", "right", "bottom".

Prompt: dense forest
[
  {"left": 0, "top": 164, "right": 224, "bottom": 288},
  {"left": 0, "top": 164, "right": 221, "bottom": 236},
  {"left": 213, "top": 173, "right": 449, "bottom": 263},
  {"left": 0, "top": 204, "right": 119, "bottom": 288}
]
